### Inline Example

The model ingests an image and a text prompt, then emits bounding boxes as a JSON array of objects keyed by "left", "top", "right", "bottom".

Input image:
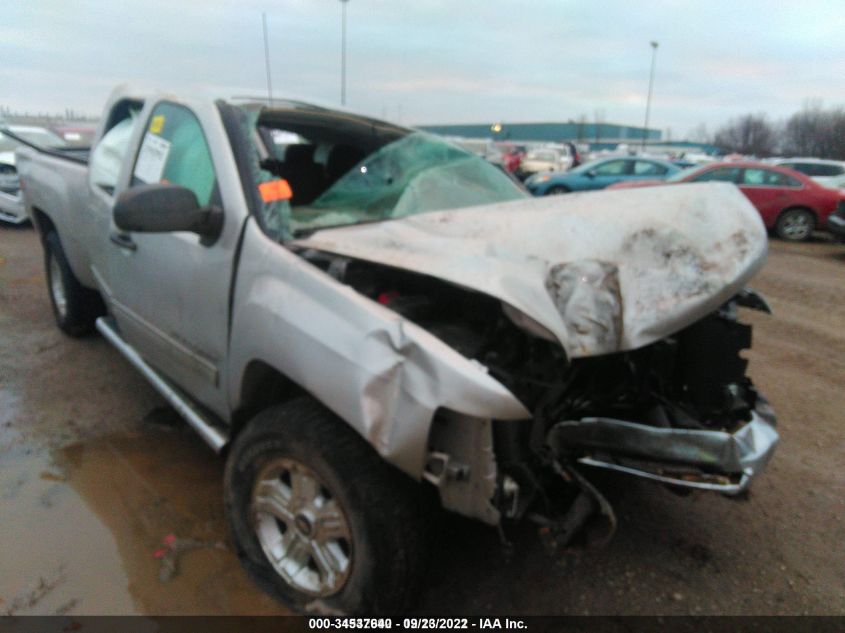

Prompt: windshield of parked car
[{"left": 289, "top": 132, "right": 526, "bottom": 236}]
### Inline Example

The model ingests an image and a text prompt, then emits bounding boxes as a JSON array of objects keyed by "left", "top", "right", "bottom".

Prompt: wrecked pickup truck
[{"left": 16, "top": 86, "right": 778, "bottom": 615}]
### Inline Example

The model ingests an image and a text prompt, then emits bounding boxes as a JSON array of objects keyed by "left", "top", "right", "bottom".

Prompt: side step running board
[{"left": 96, "top": 316, "right": 229, "bottom": 452}]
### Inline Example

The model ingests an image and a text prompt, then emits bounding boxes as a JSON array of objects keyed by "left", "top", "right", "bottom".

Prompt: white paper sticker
[{"left": 133, "top": 132, "right": 171, "bottom": 184}]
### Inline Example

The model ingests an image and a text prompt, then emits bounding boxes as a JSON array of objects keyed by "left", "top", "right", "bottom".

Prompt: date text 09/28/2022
[{"left": 308, "top": 618, "right": 527, "bottom": 630}]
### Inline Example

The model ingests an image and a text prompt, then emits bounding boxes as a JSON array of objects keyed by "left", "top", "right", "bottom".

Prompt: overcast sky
[{"left": 3, "top": 1, "right": 845, "bottom": 137}]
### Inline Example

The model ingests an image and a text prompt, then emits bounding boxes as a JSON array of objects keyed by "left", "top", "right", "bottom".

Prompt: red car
[{"left": 609, "top": 161, "right": 845, "bottom": 241}]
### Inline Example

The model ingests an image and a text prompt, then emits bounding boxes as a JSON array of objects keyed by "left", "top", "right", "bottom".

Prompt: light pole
[
  {"left": 262, "top": 13, "right": 273, "bottom": 106},
  {"left": 642, "top": 41, "right": 658, "bottom": 152},
  {"left": 340, "top": 0, "right": 349, "bottom": 106}
]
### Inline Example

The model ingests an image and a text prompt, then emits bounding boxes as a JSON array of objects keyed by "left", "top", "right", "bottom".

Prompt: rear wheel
[
  {"left": 224, "top": 397, "right": 428, "bottom": 615},
  {"left": 44, "top": 231, "right": 103, "bottom": 336},
  {"left": 775, "top": 208, "right": 815, "bottom": 241}
]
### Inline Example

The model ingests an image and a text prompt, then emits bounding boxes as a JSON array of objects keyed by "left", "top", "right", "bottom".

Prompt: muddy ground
[{"left": 1, "top": 223, "right": 843, "bottom": 616}]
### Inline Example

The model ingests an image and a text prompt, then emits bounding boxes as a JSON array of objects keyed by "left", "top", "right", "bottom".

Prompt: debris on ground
[{"left": 153, "top": 533, "right": 227, "bottom": 582}]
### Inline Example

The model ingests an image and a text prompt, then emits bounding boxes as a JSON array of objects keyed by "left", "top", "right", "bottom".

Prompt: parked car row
[
  {"left": 0, "top": 127, "right": 61, "bottom": 223},
  {"left": 770, "top": 158, "right": 845, "bottom": 190},
  {"left": 0, "top": 125, "right": 78, "bottom": 224},
  {"left": 608, "top": 161, "right": 845, "bottom": 242},
  {"left": 524, "top": 156, "right": 680, "bottom": 195},
  {"left": 516, "top": 147, "right": 845, "bottom": 242}
]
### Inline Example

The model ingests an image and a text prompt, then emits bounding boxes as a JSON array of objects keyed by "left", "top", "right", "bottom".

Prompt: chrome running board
[{"left": 96, "top": 316, "right": 229, "bottom": 452}]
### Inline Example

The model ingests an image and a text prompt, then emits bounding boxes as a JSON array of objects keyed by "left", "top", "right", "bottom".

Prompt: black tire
[
  {"left": 775, "top": 208, "right": 815, "bottom": 242},
  {"left": 44, "top": 231, "right": 104, "bottom": 336},
  {"left": 546, "top": 185, "right": 570, "bottom": 195},
  {"left": 224, "top": 397, "right": 428, "bottom": 615}
]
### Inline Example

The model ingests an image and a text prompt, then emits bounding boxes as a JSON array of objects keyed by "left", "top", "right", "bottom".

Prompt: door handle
[{"left": 110, "top": 231, "right": 137, "bottom": 251}]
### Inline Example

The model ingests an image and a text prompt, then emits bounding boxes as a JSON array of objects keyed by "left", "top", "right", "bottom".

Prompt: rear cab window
[{"left": 89, "top": 99, "right": 144, "bottom": 195}]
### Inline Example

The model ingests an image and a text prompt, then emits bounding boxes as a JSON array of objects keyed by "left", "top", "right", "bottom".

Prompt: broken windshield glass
[{"left": 289, "top": 132, "right": 526, "bottom": 235}]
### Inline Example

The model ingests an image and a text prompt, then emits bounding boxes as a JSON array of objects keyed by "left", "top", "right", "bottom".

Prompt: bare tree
[
  {"left": 783, "top": 101, "right": 845, "bottom": 159},
  {"left": 713, "top": 114, "right": 777, "bottom": 156}
]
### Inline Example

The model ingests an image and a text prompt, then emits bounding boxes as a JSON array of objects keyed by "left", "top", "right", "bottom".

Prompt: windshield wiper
[{"left": 292, "top": 216, "right": 392, "bottom": 239}]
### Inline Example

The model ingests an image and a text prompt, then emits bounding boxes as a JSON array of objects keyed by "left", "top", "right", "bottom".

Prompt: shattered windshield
[{"left": 289, "top": 132, "right": 526, "bottom": 235}]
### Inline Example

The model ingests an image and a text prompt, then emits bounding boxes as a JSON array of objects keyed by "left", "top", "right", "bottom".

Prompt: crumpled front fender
[{"left": 228, "top": 220, "right": 530, "bottom": 478}]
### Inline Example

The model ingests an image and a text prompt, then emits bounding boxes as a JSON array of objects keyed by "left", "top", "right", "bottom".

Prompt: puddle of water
[{"left": 0, "top": 422, "right": 290, "bottom": 615}]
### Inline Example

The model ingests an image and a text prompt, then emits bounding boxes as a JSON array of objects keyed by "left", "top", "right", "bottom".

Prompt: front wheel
[
  {"left": 775, "top": 208, "right": 815, "bottom": 241},
  {"left": 224, "top": 397, "right": 428, "bottom": 615}
]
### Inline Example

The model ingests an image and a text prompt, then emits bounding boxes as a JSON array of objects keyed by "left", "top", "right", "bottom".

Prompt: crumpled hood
[{"left": 292, "top": 182, "right": 768, "bottom": 358}]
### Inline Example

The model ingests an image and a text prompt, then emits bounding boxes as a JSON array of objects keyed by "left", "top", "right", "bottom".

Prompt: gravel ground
[{"left": 1, "top": 223, "right": 843, "bottom": 615}]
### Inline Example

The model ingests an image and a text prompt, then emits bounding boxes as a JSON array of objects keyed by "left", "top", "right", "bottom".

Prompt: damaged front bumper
[{"left": 548, "top": 399, "right": 779, "bottom": 495}]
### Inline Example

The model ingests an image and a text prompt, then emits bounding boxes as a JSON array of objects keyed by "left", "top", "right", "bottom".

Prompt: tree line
[{"left": 702, "top": 101, "right": 845, "bottom": 159}]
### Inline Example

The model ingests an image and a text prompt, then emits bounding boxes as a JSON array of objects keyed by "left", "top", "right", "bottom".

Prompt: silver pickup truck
[{"left": 17, "top": 86, "right": 778, "bottom": 615}]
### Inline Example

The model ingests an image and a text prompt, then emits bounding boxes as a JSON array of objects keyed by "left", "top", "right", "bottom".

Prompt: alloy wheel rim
[
  {"left": 49, "top": 255, "right": 68, "bottom": 318},
  {"left": 783, "top": 213, "right": 811, "bottom": 239},
  {"left": 251, "top": 457, "right": 352, "bottom": 596}
]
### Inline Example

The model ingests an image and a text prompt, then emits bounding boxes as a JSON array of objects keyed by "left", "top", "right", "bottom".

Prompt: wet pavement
[
  {"left": 1, "top": 224, "right": 844, "bottom": 615},
  {"left": 0, "top": 418, "right": 287, "bottom": 615}
]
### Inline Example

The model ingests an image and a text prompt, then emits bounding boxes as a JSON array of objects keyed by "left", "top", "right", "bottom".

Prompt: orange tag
[{"left": 259, "top": 179, "right": 292, "bottom": 202}]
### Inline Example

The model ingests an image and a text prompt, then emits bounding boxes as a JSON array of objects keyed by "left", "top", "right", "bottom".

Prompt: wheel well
[
  {"left": 230, "top": 361, "right": 307, "bottom": 438},
  {"left": 546, "top": 185, "right": 569, "bottom": 194},
  {"left": 31, "top": 207, "right": 56, "bottom": 240},
  {"left": 778, "top": 206, "right": 817, "bottom": 224}
]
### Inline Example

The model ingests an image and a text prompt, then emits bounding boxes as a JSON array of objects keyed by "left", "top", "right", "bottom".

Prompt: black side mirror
[{"left": 114, "top": 184, "right": 223, "bottom": 238}]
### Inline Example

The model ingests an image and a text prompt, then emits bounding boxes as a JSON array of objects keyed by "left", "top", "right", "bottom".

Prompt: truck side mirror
[{"left": 114, "top": 183, "right": 223, "bottom": 238}]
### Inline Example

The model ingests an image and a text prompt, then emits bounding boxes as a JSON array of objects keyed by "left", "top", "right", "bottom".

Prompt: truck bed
[{"left": 15, "top": 145, "right": 96, "bottom": 287}]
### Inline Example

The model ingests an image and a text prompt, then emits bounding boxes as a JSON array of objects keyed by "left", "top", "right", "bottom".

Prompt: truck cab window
[
  {"left": 132, "top": 102, "right": 217, "bottom": 206},
  {"left": 89, "top": 100, "right": 142, "bottom": 195}
]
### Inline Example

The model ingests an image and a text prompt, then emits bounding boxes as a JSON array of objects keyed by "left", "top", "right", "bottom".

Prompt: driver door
[{"left": 101, "top": 101, "right": 232, "bottom": 416}]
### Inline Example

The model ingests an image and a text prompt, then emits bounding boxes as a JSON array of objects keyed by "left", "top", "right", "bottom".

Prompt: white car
[
  {"left": 520, "top": 146, "right": 573, "bottom": 176},
  {"left": 773, "top": 158, "right": 845, "bottom": 189},
  {"left": 0, "top": 125, "right": 68, "bottom": 223}
]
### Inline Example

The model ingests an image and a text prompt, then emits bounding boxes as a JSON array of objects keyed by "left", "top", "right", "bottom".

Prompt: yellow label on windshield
[{"left": 149, "top": 115, "right": 165, "bottom": 134}]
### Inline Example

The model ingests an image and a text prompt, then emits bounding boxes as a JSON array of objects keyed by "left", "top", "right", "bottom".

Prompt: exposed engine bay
[
  {"left": 267, "top": 128, "right": 779, "bottom": 552},
  {"left": 294, "top": 248, "right": 779, "bottom": 548}
]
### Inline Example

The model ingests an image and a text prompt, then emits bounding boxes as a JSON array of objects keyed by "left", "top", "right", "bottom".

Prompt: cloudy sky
[{"left": 3, "top": 1, "right": 845, "bottom": 137}]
